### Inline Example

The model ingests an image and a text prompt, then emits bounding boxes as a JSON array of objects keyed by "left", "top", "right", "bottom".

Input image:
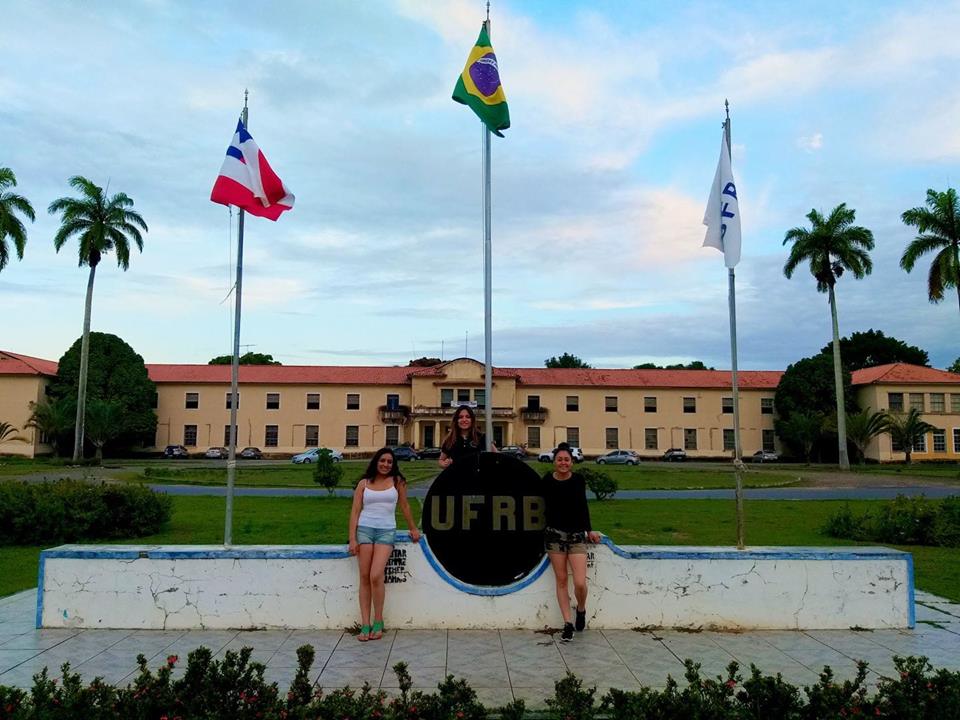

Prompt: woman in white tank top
[{"left": 348, "top": 447, "right": 421, "bottom": 641}]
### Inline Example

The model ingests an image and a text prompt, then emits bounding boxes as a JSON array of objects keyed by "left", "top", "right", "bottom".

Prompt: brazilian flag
[{"left": 453, "top": 23, "right": 510, "bottom": 137}]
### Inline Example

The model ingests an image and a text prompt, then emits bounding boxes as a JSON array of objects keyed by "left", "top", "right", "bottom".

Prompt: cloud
[{"left": 797, "top": 133, "right": 823, "bottom": 152}]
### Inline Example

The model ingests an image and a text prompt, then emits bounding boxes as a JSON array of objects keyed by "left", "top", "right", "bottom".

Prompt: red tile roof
[
  {"left": 0, "top": 351, "right": 58, "bottom": 376},
  {"left": 144, "top": 364, "right": 416, "bottom": 385},
  {"left": 507, "top": 368, "right": 783, "bottom": 389},
  {"left": 851, "top": 363, "right": 960, "bottom": 386}
]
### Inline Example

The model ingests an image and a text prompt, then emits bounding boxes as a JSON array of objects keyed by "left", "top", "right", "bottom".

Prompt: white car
[
  {"left": 751, "top": 450, "right": 779, "bottom": 463},
  {"left": 291, "top": 447, "right": 343, "bottom": 464},
  {"left": 537, "top": 446, "right": 584, "bottom": 463}
]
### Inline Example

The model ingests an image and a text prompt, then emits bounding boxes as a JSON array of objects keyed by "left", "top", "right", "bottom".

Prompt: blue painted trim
[
  {"left": 906, "top": 552, "right": 916, "bottom": 628},
  {"left": 599, "top": 537, "right": 911, "bottom": 562},
  {"left": 419, "top": 537, "right": 550, "bottom": 596},
  {"left": 35, "top": 551, "right": 46, "bottom": 629},
  {"left": 40, "top": 546, "right": 353, "bottom": 561}
]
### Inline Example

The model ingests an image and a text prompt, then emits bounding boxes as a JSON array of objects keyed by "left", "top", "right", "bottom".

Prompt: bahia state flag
[
  {"left": 702, "top": 132, "right": 741, "bottom": 268},
  {"left": 210, "top": 118, "right": 294, "bottom": 221},
  {"left": 453, "top": 23, "right": 510, "bottom": 137}
]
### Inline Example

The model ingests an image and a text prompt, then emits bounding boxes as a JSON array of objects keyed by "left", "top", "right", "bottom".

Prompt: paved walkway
[{"left": 2, "top": 590, "right": 959, "bottom": 707}]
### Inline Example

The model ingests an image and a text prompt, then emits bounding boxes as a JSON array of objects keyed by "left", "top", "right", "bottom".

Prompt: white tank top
[{"left": 357, "top": 481, "right": 398, "bottom": 529}]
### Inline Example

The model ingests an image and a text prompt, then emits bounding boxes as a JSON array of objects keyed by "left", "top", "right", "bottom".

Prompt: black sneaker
[
  {"left": 575, "top": 609, "right": 586, "bottom": 632},
  {"left": 560, "top": 622, "right": 574, "bottom": 642}
]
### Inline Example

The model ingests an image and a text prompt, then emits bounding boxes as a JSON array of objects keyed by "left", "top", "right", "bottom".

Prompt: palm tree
[
  {"left": 0, "top": 167, "right": 35, "bottom": 272},
  {"left": 845, "top": 408, "right": 886, "bottom": 464},
  {"left": 777, "top": 411, "right": 824, "bottom": 463},
  {"left": 0, "top": 422, "right": 26, "bottom": 445},
  {"left": 84, "top": 399, "right": 122, "bottom": 465},
  {"left": 783, "top": 203, "right": 874, "bottom": 470},
  {"left": 25, "top": 398, "right": 74, "bottom": 455},
  {"left": 900, "top": 188, "right": 960, "bottom": 315},
  {"left": 48, "top": 176, "right": 148, "bottom": 462},
  {"left": 880, "top": 408, "right": 939, "bottom": 464}
]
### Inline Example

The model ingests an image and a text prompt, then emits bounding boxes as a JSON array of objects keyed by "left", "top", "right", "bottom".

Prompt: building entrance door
[
  {"left": 493, "top": 424, "right": 505, "bottom": 448},
  {"left": 422, "top": 425, "right": 435, "bottom": 448}
]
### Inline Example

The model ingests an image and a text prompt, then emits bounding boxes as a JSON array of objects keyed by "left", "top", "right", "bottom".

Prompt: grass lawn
[{"left": 2, "top": 496, "right": 957, "bottom": 603}]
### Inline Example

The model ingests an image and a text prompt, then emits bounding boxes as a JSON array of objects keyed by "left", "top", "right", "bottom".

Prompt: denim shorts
[{"left": 356, "top": 525, "right": 396, "bottom": 545}]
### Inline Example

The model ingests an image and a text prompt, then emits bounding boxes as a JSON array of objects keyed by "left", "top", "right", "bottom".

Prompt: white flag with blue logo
[{"left": 703, "top": 134, "right": 741, "bottom": 268}]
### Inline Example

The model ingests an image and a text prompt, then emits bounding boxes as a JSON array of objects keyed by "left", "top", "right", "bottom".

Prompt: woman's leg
[
  {"left": 356, "top": 544, "right": 374, "bottom": 639},
  {"left": 548, "top": 551, "right": 572, "bottom": 623},
  {"left": 369, "top": 543, "right": 393, "bottom": 637},
  {"left": 568, "top": 553, "right": 589, "bottom": 613}
]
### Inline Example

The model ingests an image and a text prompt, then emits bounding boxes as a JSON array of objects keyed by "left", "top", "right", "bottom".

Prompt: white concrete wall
[{"left": 38, "top": 539, "right": 913, "bottom": 630}]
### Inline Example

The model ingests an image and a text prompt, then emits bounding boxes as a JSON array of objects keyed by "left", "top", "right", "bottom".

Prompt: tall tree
[
  {"left": 949, "top": 357, "right": 960, "bottom": 374},
  {"left": 900, "top": 188, "right": 960, "bottom": 315},
  {"left": 25, "top": 398, "right": 75, "bottom": 456},
  {"left": 880, "top": 408, "right": 939, "bottom": 464},
  {"left": 819, "top": 329, "right": 929, "bottom": 370},
  {"left": 49, "top": 177, "right": 148, "bottom": 461},
  {"left": 84, "top": 399, "right": 122, "bottom": 465},
  {"left": 634, "top": 361, "right": 714, "bottom": 370},
  {"left": 783, "top": 203, "right": 874, "bottom": 470},
  {"left": 407, "top": 357, "right": 443, "bottom": 367},
  {"left": 845, "top": 408, "right": 887, "bottom": 464},
  {"left": 209, "top": 352, "right": 280, "bottom": 365},
  {"left": 0, "top": 167, "right": 35, "bottom": 272},
  {"left": 545, "top": 353, "right": 591, "bottom": 369}
]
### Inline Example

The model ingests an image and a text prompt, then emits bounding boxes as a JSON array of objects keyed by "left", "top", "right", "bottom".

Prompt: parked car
[
  {"left": 596, "top": 449, "right": 639, "bottom": 465},
  {"left": 239, "top": 446, "right": 263, "bottom": 460},
  {"left": 292, "top": 447, "right": 343, "bottom": 464},
  {"left": 205, "top": 446, "right": 228, "bottom": 459},
  {"left": 662, "top": 448, "right": 687, "bottom": 462},
  {"left": 391, "top": 446, "right": 420, "bottom": 461},
  {"left": 499, "top": 445, "right": 528, "bottom": 459},
  {"left": 537, "top": 446, "right": 584, "bottom": 463},
  {"left": 751, "top": 450, "right": 779, "bottom": 463},
  {"left": 418, "top": 446, "right": 442, "bottom": 459},
  {"left": 163, "top": 445, "right": 189, "bottom": 459}
]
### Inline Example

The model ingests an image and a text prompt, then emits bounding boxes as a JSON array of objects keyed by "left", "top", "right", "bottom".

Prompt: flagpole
[
  {"left": 482, "top": 17, "right": 494, "bottom": 447},
  {"left": 724, "top": 100, "right": 745, "bottom": 550},
  {"left": 224, "top": 91, "right": 248, "bottom": 546}
]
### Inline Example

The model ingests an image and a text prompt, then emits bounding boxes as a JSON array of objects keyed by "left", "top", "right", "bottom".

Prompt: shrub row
[
  {"left": 824, "top": 494, "right": 960, "bottom": 547},
  {"left": 0, "top": 645, "right": 958, "bottom": 719},
  {"left": 0, "top": 480, "right": 172, "bottom": 545}
]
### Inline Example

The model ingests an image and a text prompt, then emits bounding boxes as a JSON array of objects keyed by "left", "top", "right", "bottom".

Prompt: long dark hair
[
  {"left": 362, "top": 447, "right": 406, "bottom": 485},
  {"left": 441, "top": 405, "right": 481, "bottom": 451}
]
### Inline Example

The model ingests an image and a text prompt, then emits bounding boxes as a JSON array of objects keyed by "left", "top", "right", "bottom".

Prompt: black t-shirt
[
  {"left": 541, "top": 471, "right": 592, "bottom": 533},
  {"left": 443, "top": 433, "right": 487, "bottom": 463}
]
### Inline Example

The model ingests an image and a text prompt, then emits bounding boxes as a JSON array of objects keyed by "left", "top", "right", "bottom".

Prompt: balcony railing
[
  {"left": 410, "top": 405, "right": 515, "bottom": 419},
  {"left": 378, "top": 405, "right": 411, "bottom": 423},
  {"left": 520, "top": 406, "right": 548, "bottom": 423}
]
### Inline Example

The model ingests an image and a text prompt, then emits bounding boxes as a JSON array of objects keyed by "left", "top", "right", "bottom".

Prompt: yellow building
[{"left": 2, "top": 351, "right": 959, "bottom": 462}]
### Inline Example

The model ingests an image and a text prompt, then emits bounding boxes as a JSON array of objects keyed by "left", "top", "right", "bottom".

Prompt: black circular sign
[{"left": 423, "top": 452, "right": 546, "bottom": 587}]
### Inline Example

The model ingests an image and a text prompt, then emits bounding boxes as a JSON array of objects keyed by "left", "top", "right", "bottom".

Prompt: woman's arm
[
  {"left": 579, "top": 473, "right": 600, "bottom": 543},
  {"left": 347, "top": 480, "right": 365, "bottom": 555},
  {"left": 396, "top": 481, "right": 421, "bottom": 543},
  {"left": 438, "top": 451, "right": 452, "bottom": 469}
]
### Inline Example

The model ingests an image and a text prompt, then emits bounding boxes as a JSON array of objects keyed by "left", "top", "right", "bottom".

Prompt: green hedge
[
  {"left": 0, "top": 480, "right": 171, "bottom": 545},
  {"left": 824, "top": 494, "right": 960, "bottom": 547},
  {"left": 0, "top": 645, "right": 958, "bottom": 719}
]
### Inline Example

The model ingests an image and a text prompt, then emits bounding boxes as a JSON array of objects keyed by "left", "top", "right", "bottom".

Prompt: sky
[{"left": 1, "top": 0, "right": 958, "bottom": 371}]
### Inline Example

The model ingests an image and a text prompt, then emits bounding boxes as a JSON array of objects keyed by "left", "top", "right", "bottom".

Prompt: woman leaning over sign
[
  {"left": 438, "top": 404, "right": 497, "bottom": 469},
  {"left": 348, "top": 447, "right": 421, "bottom": 641},
  {"left": 543, "top": 442, "right": 602, "bottom": 642}
]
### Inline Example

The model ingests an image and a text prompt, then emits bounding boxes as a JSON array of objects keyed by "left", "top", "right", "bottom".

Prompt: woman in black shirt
[
  {"left": 543, "top": 443, "right": 600, "bottom": 642},
  {"left": 438, "top": 404, "right": 496, "bottom": 468}
]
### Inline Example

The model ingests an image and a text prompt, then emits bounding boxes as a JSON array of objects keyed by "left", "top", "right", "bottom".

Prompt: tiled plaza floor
[{"left": 1, "top": 589, "right": 958, "bottom": 708}]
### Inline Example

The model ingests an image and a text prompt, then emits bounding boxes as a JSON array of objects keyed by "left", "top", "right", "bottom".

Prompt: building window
[
  {"left": 722, "top": 397, "right": 733, "bottom": 414},
  {"left": 526, "top": 395, "right": 541, "bottom": 410},
  {"left": 386, "top": 393, "right": 400, "bottom": 410},
  {"left": 346, "top": 393, "right": 360, "bottom": 410},
  {"left": 266, "top": 392, "right": 280, "bottom": 410},
  {"left": 723, "top": 429, "right": 735, "bottom": 451},
  {"left": 566, "top": 396, "right": 579, "bottom": 412},
  {"left": 226, "top": 392, "right": 240, "bottom": 409},
  {"left": 952, "top": 394, "right": 960, "bottom": 413},
  {"left": 385, "top": 425, "right": 399, "bottom": 447},
  {"left": 567, "top": 427, "right": 580, "bottom": 446},
  {"left": 892, "top": 435, "right": 903, "bottom": 452},
  {"left": 185, "top": 392, "right": 199, "bottom": 409},
  {"left": 457, "top": 389, "right": 471, "bottom": 404},
  {"left": 152, "top": 392, "right": 159, "bottom": 409},
  {"left": 932, "top": 430, "right": 946, "bottom": 453},
  {"left": 345, "top": 426, "right": 359, "bottom": 447},
  {"left": 305, "top": 425, "right": 319, "bottom": 447},
  {"left": 644, "top": 396, "right": 657, "bottom": 413},
  {"left": 684, "top": 428, "right": 697, "bottom": 450},
  {"left": 761, "top": 398, "right": 774, "bottom": 415},
  {"left": 306, "top": 393, "right": 320, "bottom": 410},
  {"left": 644, "top": 428, "right": 658, "bottom": 450},
  {"left": 762, "top": 429, "right": 776, "bottom": 452},
  {"left": 605, "top": 427, "right": 619, "bottom": 449},
  {"left": 440, "top": 388, "right": 454, "bottom": 407},
  {"left": 265, "top": 425, "right": 279, "bottom": 447},
  {"left": 683, "top": 397, "right": 696, "bottom": 414},
  {"left": 888, "top": 393, "right": 904, "bottom": 412},
  {"left": 223, "top": 425, "right": 237, "bottom": 446},
  {"left": 527, "top": 426, "right": 540, "bottom": 448},
  {"left": 913, "top": 433, "right": 927, "bottom": 453},
  {"left": 474, "top": 389, "right": 486, "bottom": 408},
  {"left": 909, "top": 393, "right": 924, "bottom": 412},
  {"left": 930, "top": 393, "right": 945, "bottom": 412},
  {"left": 183, "top": 425, "right": 197, "bottom": 447},
  {"left": 605, "top": 396, "right": 617, "bottom": 413},
  {"left": 954, "top": 429, "right": 960, "bottom": 453}
]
